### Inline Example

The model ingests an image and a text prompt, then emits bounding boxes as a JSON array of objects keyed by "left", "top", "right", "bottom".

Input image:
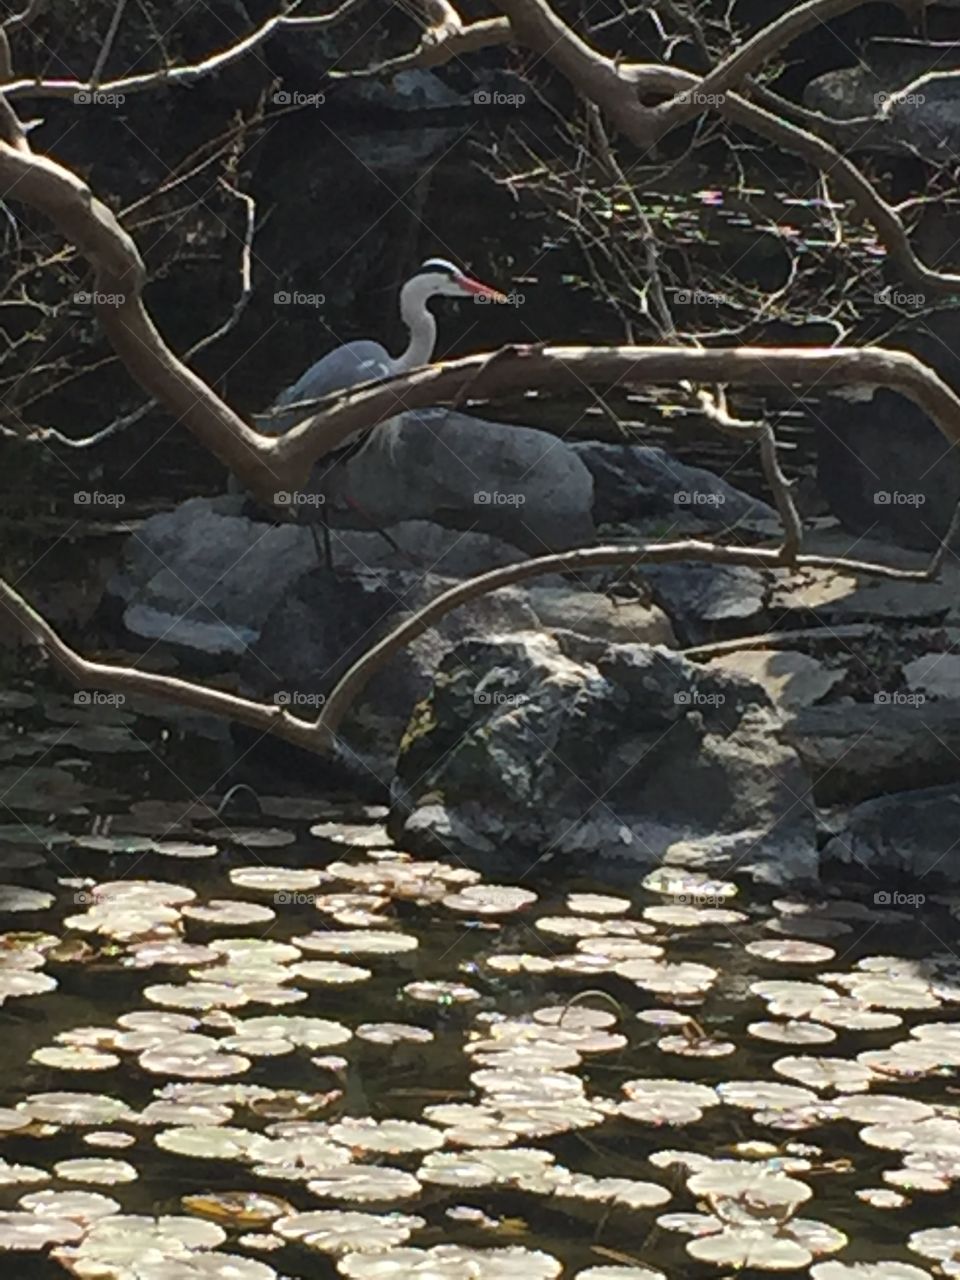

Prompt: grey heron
[
  {"left": 256, "top": 257, "right": 506, "bottom": 456},
  {"left": 254, "top": 257, "right": 505, "bottom": 568}
]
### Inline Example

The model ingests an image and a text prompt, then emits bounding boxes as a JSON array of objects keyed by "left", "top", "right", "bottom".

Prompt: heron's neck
[{"left": 396, "top": 279, "right": 437, "bottom": 371}]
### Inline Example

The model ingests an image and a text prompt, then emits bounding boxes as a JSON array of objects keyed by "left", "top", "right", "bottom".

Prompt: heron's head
[{"left": 413, "top": 257, "right": 506, "bottom": 302}]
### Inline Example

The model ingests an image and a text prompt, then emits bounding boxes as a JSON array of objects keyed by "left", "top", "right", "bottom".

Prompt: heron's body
[{"left": 254, "top": 259, "right": 504, "bottom": 461}]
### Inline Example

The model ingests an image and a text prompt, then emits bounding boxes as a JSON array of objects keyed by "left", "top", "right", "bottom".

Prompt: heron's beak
[{"left": 457, "top": 274, "right": 508, "bottom": 303}]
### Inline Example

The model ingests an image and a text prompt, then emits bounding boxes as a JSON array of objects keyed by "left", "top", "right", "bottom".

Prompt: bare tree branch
[
  {"left": 1, "top": 0, "right": 369, "bottom": 99},
  {"left": 2, "top": 530, "right": 951, "bottom": 760}
]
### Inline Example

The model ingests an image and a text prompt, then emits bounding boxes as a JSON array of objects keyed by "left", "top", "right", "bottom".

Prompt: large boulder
[
  {"left": 810, "top": 305, "right": 960, "bottom": 551},
  {"left": 110, "top": 499, "right": 536, "bottom": 657},
  {"left": 824, "top": 784, "right": 960, "bottom": 883},
  {"left": 390, "top": 633, "right": 816, "bottom": 882},
  {"left": 327, "top": 408, "right": 595, "bottom": 553},
  {"left": 246, "top": 573, "right": 672, "bottom": 777},
  {"left": 571, "top": 441, "right": 777, "bottom": 531}
]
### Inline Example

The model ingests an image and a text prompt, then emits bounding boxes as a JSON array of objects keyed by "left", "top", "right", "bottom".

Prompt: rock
[
  {"left": 111, "top": 499, "right": 535, "bottom": 657},
  {"left": 245, "top": 575, "right": 673, "bottom": 778},
  {"left": 390, "top": 633, "right": 816, "bottom": 883},
  {"left": 783, "top": 699, "right": 960, "bottom": 805},
  {"left": 905, "top": 652, "right": 960, "bottom": 699},
  {"left": 803, "top": 40, "right": 960, "bottom": 154},
  {"left": 571, "top": 441, "right": 777, "bottom": 531},
  {"left": 706, "top": 650, "right": 843, "bottom": 711},
  {"left": 813, "top": 387, "right": 960, "bottom": 552},
  {"left": 640, "top": 563, "right": 768, "bottom": 647},
  {"left": 335, "top": 408, "right": 596, "bottom": 553},
  {"left": 824, "top": 784, "right": 960, "bottom": 882}
]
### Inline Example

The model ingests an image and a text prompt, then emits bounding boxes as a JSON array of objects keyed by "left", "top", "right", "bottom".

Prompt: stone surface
[
  {"left": 390, "top": 633, "right": 816, "bottom": 882},
  {"left": 706, "top": 650, "right": 843, "bottom": 711},
  {"left": 326, "top": 408, "right": 596, "bottom": 554},
  {"left": 783, "top": 700, "right": 960, "bottom": 806},
  {"left": 824, "top": 784, "right": 960, "bottom": 882},
  {"left": 571, "top": 441, "right": 777, "bottom": 531},
  {"left": 904, "top": 652, "right": 960, "bottom": 699},
  {"left": 111, "top": 500, "right": 535, "bottom": 657},
  {"left": 640, "top": 563, "right": 768, "bottom": 647}
]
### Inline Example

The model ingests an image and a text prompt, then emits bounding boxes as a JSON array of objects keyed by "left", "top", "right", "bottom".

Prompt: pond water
[{"left": 1, "top": 686, "right": 960, "bottom": 1279}]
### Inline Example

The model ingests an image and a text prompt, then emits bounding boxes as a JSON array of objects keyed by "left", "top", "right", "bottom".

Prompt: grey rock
[
  {"left": 784, "top": 699, "right": 960, "bottom": 806},
  {"left": 571, "top": 441, "right": 777, "bottom": 530},
  {"left": 813, "top": 386, "right": 960, "bottom": 551},
  {"left": 640, "top": 563, "right": 768, "bottom": 647},
  {"left": 112, "top": 499, "right": 534, "bottom": 657},
  {"left": 706, "top": 650, "right": 844, "bottom": 711},
  {"left": 824, "top": 784, "right": 960, "bottom": 882},
  {"left": 335, "top": 408, "right": 595, "bottom": 553},
  {"left": 390, "top": 632, "right": 816, "bottom": 882},
  {"left": 246, "top": 575, "right": 673, "bottom": 778}
]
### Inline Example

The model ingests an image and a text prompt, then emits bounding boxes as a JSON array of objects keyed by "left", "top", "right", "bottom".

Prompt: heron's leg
[{"left": 306, "top": 502, "right": 335, "bottom": 572}]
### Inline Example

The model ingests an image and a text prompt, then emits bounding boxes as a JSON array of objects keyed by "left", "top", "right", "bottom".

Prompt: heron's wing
[{"left": 256, "top": 341, "right": 393, "bottom": 436}]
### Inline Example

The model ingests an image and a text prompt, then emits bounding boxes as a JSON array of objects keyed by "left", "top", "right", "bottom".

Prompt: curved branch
[
  {"left": 0, "top": 578, "right": 331, "bottom": 754},
  {"left": 274, "top": 344, "right": 960, "bottom": 475},
  {"left": 316, "top": 535, "right": 953, "bottom": 736},
  {"left": 1, "top": 528, "right": 948, "bottom": 761}
]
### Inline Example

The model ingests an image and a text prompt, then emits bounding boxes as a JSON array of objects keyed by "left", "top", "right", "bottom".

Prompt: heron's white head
[{"left": 411, "top": 257, "right": 506, "bottom": 302}]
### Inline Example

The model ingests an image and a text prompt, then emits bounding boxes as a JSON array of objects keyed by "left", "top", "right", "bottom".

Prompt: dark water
[{"left": 1, "top": 687, "right": 960, "bottom": 1277}]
